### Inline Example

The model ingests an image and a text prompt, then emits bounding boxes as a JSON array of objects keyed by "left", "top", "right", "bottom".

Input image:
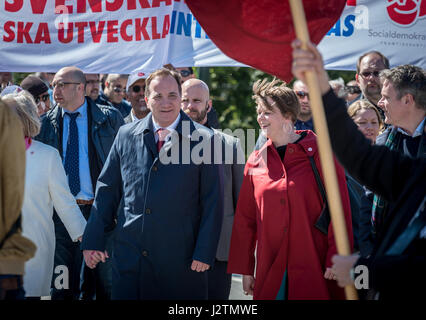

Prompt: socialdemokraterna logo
[
  {"left": 386, "top": 0, "right": 426, "bottom": 27},
  {"left": 347, "top": 0, "right": 426, "bottom": 27}
]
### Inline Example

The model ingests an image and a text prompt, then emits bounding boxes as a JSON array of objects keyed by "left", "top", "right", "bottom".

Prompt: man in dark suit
[
  {"left": 81, "top": 68, "right": 224, "bottom": 299},
  {"left": 181, "top": 78, "right": 244, "bottom": 299},
  {"left": 36, "top": 66, "right": 124, "bottom": 300}
]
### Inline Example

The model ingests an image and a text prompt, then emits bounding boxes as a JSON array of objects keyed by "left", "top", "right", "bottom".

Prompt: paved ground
[
  {"left": 229, "top": 274, "right": 252, "bottom": 300},
  {"left": 42, "top": 274, "right": 252, "bottom": 300}
]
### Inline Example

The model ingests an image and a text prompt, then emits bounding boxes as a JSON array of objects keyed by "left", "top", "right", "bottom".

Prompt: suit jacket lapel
[{"left": 132, "top": 113, "right": 157, "bottom": 158}]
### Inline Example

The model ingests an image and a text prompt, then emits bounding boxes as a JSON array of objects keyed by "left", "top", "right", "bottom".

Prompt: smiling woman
[{"left": 227, "top": 78, "right": 353, "bottom": 300}]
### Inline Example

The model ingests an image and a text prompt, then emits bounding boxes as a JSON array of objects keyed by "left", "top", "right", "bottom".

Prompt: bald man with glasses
[{"left": 36, "top": 66, "right": 124, "bottom": 300}]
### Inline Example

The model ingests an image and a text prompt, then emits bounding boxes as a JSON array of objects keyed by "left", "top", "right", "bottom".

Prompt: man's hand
[
  {"left": 242, "top": 275, "right": 255, "bottom": 296},
  {"left": 190, "top": 260, "right": 210, "bottom": 272},
  {"left": 331, "top": 254, "right": 360, "bottom": 287},
  {"left": 83, "top": 250, "right": 109, "bottom": 269},
  {"left": 291, "top": 39, "right": 331, "bottom": 95},
  {"left": 324, "top": 267, "right": 337, "bottom": 280}
]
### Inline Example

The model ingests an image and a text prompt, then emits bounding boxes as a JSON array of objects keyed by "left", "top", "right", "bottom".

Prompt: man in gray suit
[{"left": 181, "top": 79, "right": 245, "bottom": 300}]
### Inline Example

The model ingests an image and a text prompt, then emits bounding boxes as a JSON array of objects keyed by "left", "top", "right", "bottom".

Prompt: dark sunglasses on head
[
  {"left": 295, "top": 91, "right": 309, "bottom": 99},
  {"left": 179, "top": 70, "right": 192, "bottom": 77},
  {"left": 131, "top": 85, "right": 145, "bottom": 93},
  {"left": 35, "top": 93, "right": 50, "bottom": 104},
  {"left": 361, "top": 71, "right": 380, "bottom": 78},
  {"left": 113, "top": 86, "right": 125, "bottom": 93}
]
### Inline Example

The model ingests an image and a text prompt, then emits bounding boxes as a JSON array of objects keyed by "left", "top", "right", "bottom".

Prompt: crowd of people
[{"left": 0, "top": 41, "right": 424, "bottom": 301}]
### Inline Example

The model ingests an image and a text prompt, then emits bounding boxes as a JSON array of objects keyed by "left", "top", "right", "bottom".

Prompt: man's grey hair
[{"left": 380, "top": 65, "right": 426, "bottom": 111}]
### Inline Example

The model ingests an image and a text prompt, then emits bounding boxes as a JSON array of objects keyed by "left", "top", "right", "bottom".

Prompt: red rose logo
[
  {"left": 138, "top": 72, "right": 145, "bottom": 77},
  {"left": 386, "top": 0, "right": 426, "bottom": 27}
]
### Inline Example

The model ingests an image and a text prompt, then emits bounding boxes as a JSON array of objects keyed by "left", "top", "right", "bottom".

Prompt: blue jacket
[
  {"left": 35, "top": 98, "right": 124, "bottom": 188},
  {"left": 97, "top": 92, "right": 131, "bottom": 118},
  {"left": 82, "top": 110, "right": 224, "bottom": 299}
]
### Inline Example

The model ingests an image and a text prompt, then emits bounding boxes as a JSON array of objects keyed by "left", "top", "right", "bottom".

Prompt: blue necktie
[{"left": 64, "top": 112, "right": 80, "bottom": 196}]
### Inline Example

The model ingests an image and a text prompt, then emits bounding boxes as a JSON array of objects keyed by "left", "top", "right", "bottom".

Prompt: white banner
[
  {"left": 0, "top": 0, "right": 244, "bottom": 73},
  {"left": 318, "top": 0, "right": 426, "bottom": 70},
  {"left": 0, "top": 0, "right": 425, "bottom": 73}
]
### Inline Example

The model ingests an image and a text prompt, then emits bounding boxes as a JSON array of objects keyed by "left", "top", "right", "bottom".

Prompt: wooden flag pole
[{"left": 288, "top": 0, "right": 358, "bottom": 300}]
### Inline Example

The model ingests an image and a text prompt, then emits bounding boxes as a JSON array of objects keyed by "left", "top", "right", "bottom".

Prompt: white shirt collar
[
  {"left": 130, "top": 109, "right": 138, "bottom": 122},
  {"left": 152, "top": 113, "right": 181, "bottom": 141},
  {"left": 397, "top": 117, "right": 425, "bottom": 138},
  {"left": 61, "top": 99, "right": 87, "bottom": 118}
]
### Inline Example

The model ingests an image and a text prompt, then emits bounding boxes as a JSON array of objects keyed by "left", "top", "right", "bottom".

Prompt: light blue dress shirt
[{"left": 62, "top": 100, "right": 94, "bottom": 200}]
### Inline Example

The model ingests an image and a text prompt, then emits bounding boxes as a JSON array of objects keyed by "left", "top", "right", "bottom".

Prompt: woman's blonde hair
[
  {"left": 2, "top": 90, "right": 41, "bottom": 137},
  {"left": 347, "top": 99, "right": 384, "bottom": 131}
]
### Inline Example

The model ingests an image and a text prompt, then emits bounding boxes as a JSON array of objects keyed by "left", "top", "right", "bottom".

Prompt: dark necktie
[
  {"left": 64, "top": 112, "right": 80, "bottom": 196},
  {"left": 156, "top": 128, "right": 169, "bottom": 152}
]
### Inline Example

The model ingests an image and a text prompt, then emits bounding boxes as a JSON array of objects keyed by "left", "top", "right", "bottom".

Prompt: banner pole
[{"left": 288, "top": 0, "right": 358, "bottom": 300}]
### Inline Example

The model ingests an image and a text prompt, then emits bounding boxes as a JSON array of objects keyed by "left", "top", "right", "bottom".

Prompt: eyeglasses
[
  {"left": 179, "top": 70, "right": 192, "bottom": 77},
  {"left": 295, "top": 91, "right": 309, "bottom": 99},
  {"left": 131, "top": 85, "right": 145, "bottom": 93},
  {"left": 35, "top": 93, "right": 50, "bottom": 104},
  {"left": 52, "top": 82, "right": 81, "bottom": 89},
  {"left": 113, "top": 86, "right": 125, "bottom": 93},
  {"left": 360, "top": 71, "right": 381, "bottom": 78},
  {"left": 86, "top": 80, "right": 100, "bottom": 85},
  {"left": 345, "top": 86, "right": 361, "bottom": 94}
]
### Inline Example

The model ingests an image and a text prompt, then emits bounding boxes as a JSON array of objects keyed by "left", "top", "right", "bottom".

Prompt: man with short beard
[
  {"left": 181, "top": 78, "right": 244, "bottom": 300},
  {"left": 124, "top": 71, "right": 151, "bottom": 123}
]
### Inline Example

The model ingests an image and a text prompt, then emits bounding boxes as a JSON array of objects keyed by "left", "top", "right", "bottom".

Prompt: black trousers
[
  {"left": 50, "top": 204, "right": 111, "bottom": 300},
  {"left": 80, "top": 230, "right": 114, "bottom": 300},
  {"left": 207, "top": 260, "right": 232, "bottom": 300}
]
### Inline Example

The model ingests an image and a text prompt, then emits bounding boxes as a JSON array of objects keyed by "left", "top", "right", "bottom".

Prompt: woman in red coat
[{"left": 227, "top": 78, "right": 353, "bottom": 300}]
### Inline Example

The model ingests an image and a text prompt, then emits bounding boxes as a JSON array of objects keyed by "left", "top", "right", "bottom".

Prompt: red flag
[{"left": 186, "top": 0, "right": 346, "bottom": 82}]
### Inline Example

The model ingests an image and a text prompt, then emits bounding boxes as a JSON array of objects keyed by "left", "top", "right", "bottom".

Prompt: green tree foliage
[
  {"left": 13, "top": 72, "right": 31, "bottom": 85},
  {"left": 201, "top": 67, "right": 355, "bottom": 131}
]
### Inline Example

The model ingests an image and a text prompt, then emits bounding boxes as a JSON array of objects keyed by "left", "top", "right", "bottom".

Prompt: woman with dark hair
[{"left": 227, "top": 78, "right": 353, "bottom": 300}]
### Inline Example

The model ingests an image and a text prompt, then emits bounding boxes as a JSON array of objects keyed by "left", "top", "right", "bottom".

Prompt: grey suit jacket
[{"left": 213, "top": 130, "right": 245, "bottom": 261}]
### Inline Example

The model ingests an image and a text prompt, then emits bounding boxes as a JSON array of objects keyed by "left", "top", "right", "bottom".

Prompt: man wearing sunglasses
[
  {"left": 176, "top": 67, "right": 196, "bottom": 83},
  {"left": 98, "top": 74, "right": 131, "bottom": 118},
  {"left": 293, "top": 80, "right": 314, "bottom": 132},
  {"left": 124, "top": 71, "right": 151, "bottom": 123},
  {"left": 20, "top": 75, "right": 51, "bottom": 116},
  {"left": 355, "top": 51, "right": 389, "bottom": 107}
]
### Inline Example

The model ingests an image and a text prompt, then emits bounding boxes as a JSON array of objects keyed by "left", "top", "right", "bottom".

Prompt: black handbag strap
[
  {"left": 0, "top": 216, "right": 21, "bottom": 250},
  {"left": 308, "top": 156, "right": 331, "bottom": 235}
]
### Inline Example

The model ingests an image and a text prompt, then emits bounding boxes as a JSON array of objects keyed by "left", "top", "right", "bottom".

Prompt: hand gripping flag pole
[{"left": 289, "top": 0, "right": 358, "bottom": 300}]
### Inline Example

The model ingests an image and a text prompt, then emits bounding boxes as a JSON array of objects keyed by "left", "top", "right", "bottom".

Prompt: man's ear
[
  {"left": 145, "top": 96, "right": 150, "bottom": 110},
  {"left": 207, "top": 100, "right": 212, "bottom": 113},
  {"left": 403, "top": 93, "right": 414, "bottom": 106},
  {"left": 355, "top": 73, "right": 360, "bottom": 85}
]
